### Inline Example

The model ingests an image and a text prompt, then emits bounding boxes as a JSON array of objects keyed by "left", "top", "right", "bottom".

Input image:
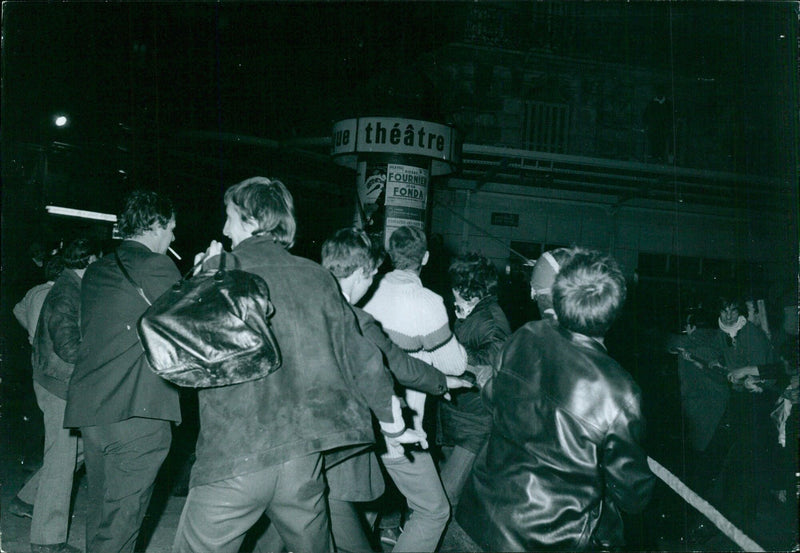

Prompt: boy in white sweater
[{"left": 364, "top": 225, "right": 467, "bottom": 552}]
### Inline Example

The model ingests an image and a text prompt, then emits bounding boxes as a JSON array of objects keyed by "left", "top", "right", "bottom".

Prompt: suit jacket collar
[{"left": 119, "top": 240, "right": 154, "bottom": 253}]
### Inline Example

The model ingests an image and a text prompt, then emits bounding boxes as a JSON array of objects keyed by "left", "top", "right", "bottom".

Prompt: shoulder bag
[{"left": 115, "top": 250, "right": 282, "bottom": 387}]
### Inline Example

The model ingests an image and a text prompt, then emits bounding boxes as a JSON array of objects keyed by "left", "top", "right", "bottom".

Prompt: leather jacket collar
[{"left": 556, "top": 325, "right": 607, "bottom": 354}]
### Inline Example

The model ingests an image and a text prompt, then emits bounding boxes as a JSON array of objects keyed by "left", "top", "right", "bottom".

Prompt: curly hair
[
  {"left": 449, "top": 253, "right": 498, "bottom": 302},
  {"left": 387, "top": 226, "right": 427, "bottom": 271},
  {"left": 553, "top": 249, "right": 626, "bottom": 337},
  {"left": 44, "top": 255, "right": 65, "bottom": 281},
  {"left": 117, "top": 190, "right": 175, "bottom": 239},
  {"left": 62, "top": 238, "right": 100, "bottom": 270},
  {"left": 224, "top": 177, "right": 296, "bottom": 248}
]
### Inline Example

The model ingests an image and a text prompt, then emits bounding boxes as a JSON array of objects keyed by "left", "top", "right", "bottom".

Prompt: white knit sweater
[{"left": 364, "top": 270, "right": 467, "bottom": 453}]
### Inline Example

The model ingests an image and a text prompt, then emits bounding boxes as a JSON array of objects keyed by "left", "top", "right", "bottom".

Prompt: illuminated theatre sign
[{"left": 332, "top": 117, "right": 460, "bottom": 248}]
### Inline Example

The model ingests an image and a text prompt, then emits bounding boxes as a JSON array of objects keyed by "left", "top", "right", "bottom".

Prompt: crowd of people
[
  {"left": 5, "top": 176, "right": 797, "bottom": 553},
  {"left": 667, "top": 292, "right": 799, "bottom": 546}
]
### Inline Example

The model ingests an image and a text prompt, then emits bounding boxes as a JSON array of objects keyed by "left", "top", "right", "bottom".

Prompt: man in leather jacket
[{"left": 457, "top": 249, "right": 655, "bottom": 551}]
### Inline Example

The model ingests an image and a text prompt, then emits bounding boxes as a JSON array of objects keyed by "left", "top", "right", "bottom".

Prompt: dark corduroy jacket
[
  {"left": 190, "top": 236, "right": 395, "bottom": 487},
  {"left": 457, "top": 320, "right": 655, "bottom": 551},
  {"left": 324, "top": 305, "right": 450, "bottom": 502}
]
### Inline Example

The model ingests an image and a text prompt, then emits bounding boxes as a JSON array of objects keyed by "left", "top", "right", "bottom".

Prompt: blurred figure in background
[
  {"left": 13, "top": 255, "right": 65, "bottom": 347},
  {"left": 17, "top": 238, "right": 100, "bottom": 553},
  {"left": 8, "top": 254, "right": 66, "bottom": 519},
  {"left": 678, "top": 296, "right": 776, "bottom": 542},
  {"left": 643, "top": 83, "right": 675, "bottom": 163}
]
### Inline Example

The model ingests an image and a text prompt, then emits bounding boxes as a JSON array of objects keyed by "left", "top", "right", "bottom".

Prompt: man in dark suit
[{"left": 64, "top": 190, "right": 181, "bottom": 553}]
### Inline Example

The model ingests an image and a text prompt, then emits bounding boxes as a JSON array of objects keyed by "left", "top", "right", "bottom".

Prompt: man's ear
[
  {"left": 242, "top": 217, "right": 259, "bottom": 235},
  {"left": 421, "top": 251, "right": 430, "bottom": 267}
]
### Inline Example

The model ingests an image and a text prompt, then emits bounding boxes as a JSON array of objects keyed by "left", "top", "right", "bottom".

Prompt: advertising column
[{"left": 332, "top": 117, "right": 460, "bottom": 249}]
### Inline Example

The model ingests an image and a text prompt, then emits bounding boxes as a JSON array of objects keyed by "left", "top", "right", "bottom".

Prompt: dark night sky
[
  {"left": 1, "top": 2, "right": 464, "bottom": 143},
  {"left": 1, "top": 2, "right": 796, "bottom": 262},
  {"left": 3, "top": 2, "right": 793, "bottom": 143}
]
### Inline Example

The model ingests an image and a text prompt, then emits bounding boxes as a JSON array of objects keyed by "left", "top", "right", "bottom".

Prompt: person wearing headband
[
  {"left": 528, "top": 248, "right": 579, "bottom": 321},
  {"left": 457, "top": 249, "right": 654, "bottom": 551}
]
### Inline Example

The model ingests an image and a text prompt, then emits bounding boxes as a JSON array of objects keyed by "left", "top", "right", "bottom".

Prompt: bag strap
[
  {"left": 183, "top": 249, "right": 233, "bottom": 282},
  {"left": 114, "top": 250, "right": 152, "bottom": 306}
]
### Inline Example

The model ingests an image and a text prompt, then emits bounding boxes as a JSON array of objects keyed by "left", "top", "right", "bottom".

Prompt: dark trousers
[{"left": 81, "top": 418, "right": 172, "bottom": 553}]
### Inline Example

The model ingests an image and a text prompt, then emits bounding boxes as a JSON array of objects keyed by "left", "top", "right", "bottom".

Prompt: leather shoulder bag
[{"left": 116, "top": 250, "right": 282, "bottom": 387}]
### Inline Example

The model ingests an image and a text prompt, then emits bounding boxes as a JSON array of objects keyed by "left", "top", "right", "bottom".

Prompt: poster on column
[
  {"left": 355, "top": 160, "right": 387, "bottom": 235},
  {"left": 384, "top": 163, "right": 429, "bottom": 249}
]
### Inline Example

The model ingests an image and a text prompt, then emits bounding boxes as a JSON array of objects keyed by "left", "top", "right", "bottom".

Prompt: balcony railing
[{"left": 523, "top": 101, "right": 570, "bottom": 154}]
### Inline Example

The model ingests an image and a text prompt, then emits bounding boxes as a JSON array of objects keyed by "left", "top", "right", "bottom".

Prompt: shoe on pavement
[
  {"left": 8, "top": 496, "right": 33, "bottom": 518},
  {"left": 30, "top": 543, "right": 82, "bottom": 553}
]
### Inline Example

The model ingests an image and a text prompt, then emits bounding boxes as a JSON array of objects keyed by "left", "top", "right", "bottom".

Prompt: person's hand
[
  {"left": 728, "top": 366, "right": 759, "bottom": 383},
  {"left": 676, "top": 348, "right": 703, "bottom": 369},
  {"left": 193, "top": 240, "right": 224, "bottom": 275},
  {"left": 205, "top": 240, "right": 224, "bottom": 258},
  {"left": 446, "top": 375, "right": 476, "bottom": 391},
  {"left": 385, "top": 428, "right": 429, "bottom": 450},
  {"left": 743, "top": 376, "right": 764, "bottom": 393}
]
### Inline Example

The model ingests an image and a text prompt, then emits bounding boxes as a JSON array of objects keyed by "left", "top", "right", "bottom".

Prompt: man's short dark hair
[
  {"left": 224, "top": 177, "right": 296, "bottom": 248},
  {"left": 321, "top": 228, "right": 381, "bottom": 279},
  {"left": 117, "top": 190, "right": 175, "bottom": 239},
  {"left": 62, "top": 238, "right": 100, "bottom": 270},
  {"left": 716, "top": 296, "right": 745, "bottom": 315},
  {"left": 553, "top": 250, "right": 626, "bottom": 337},
  {"left": 387, "top": 226, "right": 427, "bottom": 271},
  {"left": 449, "top": 253, "right": 498, "bottom": 302}
]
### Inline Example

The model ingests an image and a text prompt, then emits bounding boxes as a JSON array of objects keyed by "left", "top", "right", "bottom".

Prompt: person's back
[
  {"left": 363, "top": 226, "right": 466, "bottom": 552},
  {"left": 66, "top": 240, "right": 181, "bottom": 426},
  {"left": 464, "top": 321, "right": 649, "bottom": 550},
  {"left": 14, "top": 256, "right": 65, "bottom": 345},
  {"left": 64, "top": 190, "right": 181, "bottom": 553},
  {"left": 457, "top": 249, "right": 654, "bottom": 551},
  {"left": 190, "top": 239, "right": 387, "bottom": 485},
  {"left": 174, "top": 178, "right": 402, "bottom": 553},
  {"left": 364, "top": 227, "right": 466, "bottom": 433}
]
